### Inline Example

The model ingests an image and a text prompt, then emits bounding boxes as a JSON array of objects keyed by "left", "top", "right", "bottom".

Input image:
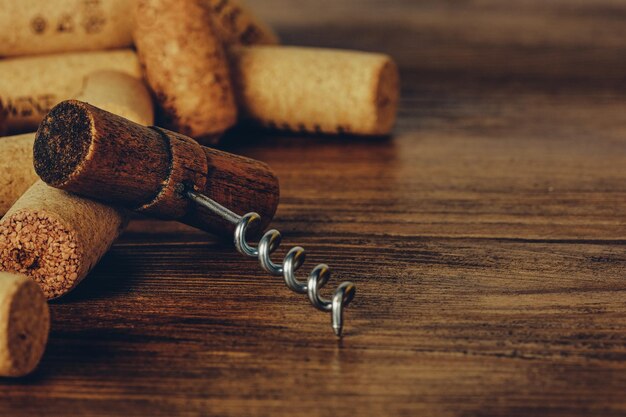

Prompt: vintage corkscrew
[{"left": 33, "top": 100, "right": 355, "bottom": 336}]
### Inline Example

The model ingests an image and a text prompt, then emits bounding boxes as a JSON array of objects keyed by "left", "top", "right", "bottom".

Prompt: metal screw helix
[
  {"left": 234, "top": 213, "right": 356, "bottom": 337},
  {"left": 185, "top": 187, "right": 356, "bottom": 337}
]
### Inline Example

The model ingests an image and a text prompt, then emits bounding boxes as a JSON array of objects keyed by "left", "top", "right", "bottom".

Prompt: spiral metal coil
[
  {"left": 185, "top": 189, "right": 356, "bottom": 337},
  {"left": 234, "top": 213, "right": 356, "bottom": 337}
]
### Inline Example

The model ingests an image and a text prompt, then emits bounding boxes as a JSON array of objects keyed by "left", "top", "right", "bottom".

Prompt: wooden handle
[{"left": 34, "top": 100, "right": 280, "bottom": 236}]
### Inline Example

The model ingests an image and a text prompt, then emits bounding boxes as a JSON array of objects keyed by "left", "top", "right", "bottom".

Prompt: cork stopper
[
  {"left": 0, "top": 181, "right": 129, "bottom": 299},
  {"left": 0, "top": 272, "right": 49, "bottom": 377},
  {"left": 230, "top": 46, "right": 400, "bottom": 135},
  {"left": 0, "top": 1, "right": 135, "bottom": 57},
  {"left": 0, "top": 49, "right": 141, "bottom": 134},
  {"left": 33, "top": 101, "right": 93, "bottom": 188},
  {"left": 134, "top": 0, "right": 238, "bottom": 142}
]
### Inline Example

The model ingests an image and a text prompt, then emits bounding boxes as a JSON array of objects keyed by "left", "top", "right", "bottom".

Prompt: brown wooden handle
[{"left": 34, "top": 100, "right": 280, "bottom": 236}]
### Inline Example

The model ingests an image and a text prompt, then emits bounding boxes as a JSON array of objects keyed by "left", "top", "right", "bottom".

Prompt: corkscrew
[
  {"left": 33, "top": 100, "right": 356, "bottom": 337},
  {"left": 186, "top": 189, "right": 356, "bottom": 336}
]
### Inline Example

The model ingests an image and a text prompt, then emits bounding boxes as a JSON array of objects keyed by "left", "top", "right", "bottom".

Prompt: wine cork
[
  {"left": 0, "top": 49, "right": 141, "bottom": 134},
  {"left": 201, "top": 0, "right": 278, "bottom": 45},
  {"left": 230, "top": 46, "right": 400, "bottom": 136},
  {"left": 134, "top": 0, "right": 237, "bottom": 143},
  {"left": 0, "top": 272, "right": 49, "bottom": 377},
  {"left": 0, "top": 0, "right": 136, "bottom": 57},
  {"left": 0, "top": 181, "right": 129, "bottom": 299},
  {"left": 0, "top": 70, "right": 154, "bottom": 217}
]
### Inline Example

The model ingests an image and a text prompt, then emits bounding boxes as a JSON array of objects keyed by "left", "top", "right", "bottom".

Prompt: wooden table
[{"left": 1, "top": 1, "right": 625, "bottom": 415}]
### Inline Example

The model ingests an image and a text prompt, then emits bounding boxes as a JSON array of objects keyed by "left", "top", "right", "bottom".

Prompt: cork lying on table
[
  {"left": 0, "top": 49, "right": 141, "bottom": 134},
  {"left": 0, "top": 181, "right": 129, "bottom": 299},
  {"left": 0, "top": 271, "right": 49, "bottom": 377},
  {"left": 230, "top": 46, "right": 400, "bottom": 136},
  {"left": 0, "top": 0, "right": 136, "bottom": 57},
  {"left": 0, "top": 70, "right": 153, "bottom": 216},
  {"left": 134, "top": 0, "right": 237, "bottom": 143}
]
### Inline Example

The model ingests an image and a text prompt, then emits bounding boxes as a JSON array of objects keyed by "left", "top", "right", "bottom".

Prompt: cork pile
[
  {"left": 0, "top": 0, "right": 400, "bottom": 376},
  {"left": 0, "top": 0, "right": 400, "bottom": 141},
  {"left": 0, "top": 181, "right": 129, "bottom": 299},
  {"left": 0, "top": 68, "right": 150, "bottom": 376},
  {"left": 0, "top": 70, "right": 151, "bottom": 306}
]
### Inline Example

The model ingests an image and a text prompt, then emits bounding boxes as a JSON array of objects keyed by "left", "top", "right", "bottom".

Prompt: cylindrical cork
[
  {"left": 134, "top": 0, "right": 237, "bottom": 143},
  {"left": 0, "top": 181, "right": 129, "bottom": 299},
  {"left": 200, "top": 0, "right": 278, "bottom": 45},
  {"left": 230, "top": 46, "right": 400, "bottom": 136},
  {"left": 0, "top": 49, "right": 141, "bottom": 134},
  {"left": 34, "top": 100, "right": 279, "bottom": 236},
  {"left": 0, "top": 0, "right": 136, "bottom": 57},
  {"left": 0, "top": 71, "right": 154, "bottom": 217},
  {"left": 0, "top": 272, "right": 49, "bottom": 377}
]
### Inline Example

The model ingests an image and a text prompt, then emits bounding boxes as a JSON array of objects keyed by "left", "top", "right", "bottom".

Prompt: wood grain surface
[{"left": 1, "top": 0, "right": 625, "bottom": 416}]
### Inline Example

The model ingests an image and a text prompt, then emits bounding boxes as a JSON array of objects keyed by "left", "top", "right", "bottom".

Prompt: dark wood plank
[{"left": 1, "top": 0, "right": 625, "bottom": 416}]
